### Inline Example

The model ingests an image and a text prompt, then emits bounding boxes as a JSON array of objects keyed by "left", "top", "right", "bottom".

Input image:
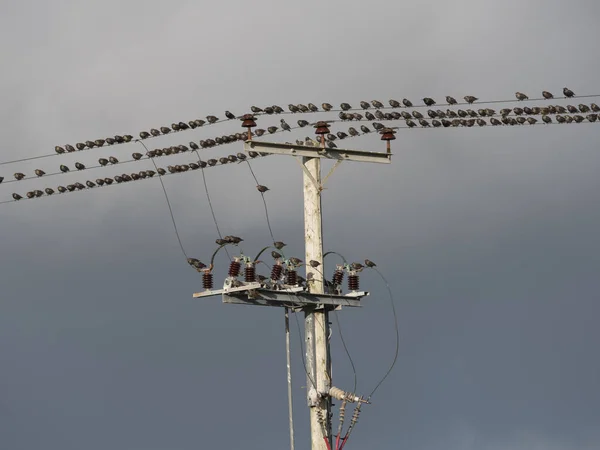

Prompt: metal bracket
[{"left": 244, "top": 141, "right": 392, "bottom": 164}]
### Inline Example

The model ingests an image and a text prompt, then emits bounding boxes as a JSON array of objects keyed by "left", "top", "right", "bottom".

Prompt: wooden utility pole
[{"left": 194, "top": 121, "right": 393, "bottom": 450}]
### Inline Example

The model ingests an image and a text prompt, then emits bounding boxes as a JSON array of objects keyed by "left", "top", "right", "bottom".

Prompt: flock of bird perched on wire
[{"left": 1, "top": 87, "right": 596, "bottom": 204}]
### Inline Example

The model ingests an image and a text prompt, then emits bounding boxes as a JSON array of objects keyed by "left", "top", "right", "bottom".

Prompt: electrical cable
[
  {"left": 244, "top": 159, "right": 276, "bottom": 244},
  {"left": 137, "top": 140, "right": 189, "bottom": 262},
  {"left": 332, "top": 311, "right": 357, "bottom": 394}
]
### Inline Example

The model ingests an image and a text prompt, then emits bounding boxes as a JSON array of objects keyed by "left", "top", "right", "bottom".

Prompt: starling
[
  {"left": 94, "top": 139, "right": 105, "bottom": 147},
  {"left": 130, "top": 173, "right": 140, "bottom": 180},
  {"left": 432, "top": 119, "right": 442, "bottom": 127},
  {"left": 371, "top": 100, "right": 383, "bottom": 109},
  {"left": 76, "top": 143, "right": 86, "bottom": 150},
  {"left": 322, "top": 103, "right": 333, "bottom": 111},
  {"left": 527, "top": 117, "right": 537, "bottom": 125},
  {"left": 14, "top": 172, "right": 25, "bottom": 180},
  {"left": 327, "top": 141, "right": 337, "bottom": 149},
  {"left": 26, "top": 191, "right": 35, "bottom": 199},
  {"left": 516, "top": 117, "right": 526, "bottom": 124},
  {"left": 251, "top": 106, "right": 263, "bottom": 113},
  {"left": 65, "top": 144, "right": 76, "bottom": 152},
  {"left": 75, "top": 182, "right": 85, "bottom": 190},
  {"left": 564, "top": 115, "right": 573, "bottom": 123},
  {"left": 228, "top": 236, "right": 243, "bottom": 244},
  {"left": 159, "top": 126, "right": 171, "bottom": 135},
  {"left": 65, "top": 184, "right": 76, "bottom": 191},
  {"left": 85, "top": 140, "right": 95, "bottom": 148},
  {"left": 75, "top": 162, "right": 85, "bottom": 170},
  {"left": 109, "top": 156, "right": 119, "bottom": 164},
  {"left": 586, "top": 114, "right": 598, "bottom": 122},
  {"left": 57, "top": 186, "right": 67, "bottom": 193},
  {"left": 578, "top": 104, "right": 590, "bottom": 113},
  {"left": 406, "top": 119, "right": 416, "bottom": 128},
  {"left": 513, "top": 107, "right": 525, "bottom": 115},
  {"left": 556, "top": 115, "right": 566, "bottom": 123},
  {"left": 515, "top": 92, "right": 528, "bottom": 101},
  {"left": 248, "top": 151, "right": 259, "bottom": 158},
  {"left": 297, "top": 119, "right": 309, "bottom": 127},
  {"left": 445, "top": 110, "right": 456, "bottom": 118},
  {"left": 297, "top": 104, "right": 309, "bottom": 113},
  {"left": 402, "top": 98, "right": 413, "bottom": 107},
  {"left": 96, "top": 178, "right": 105, "bottom": 186},
  {"left": 157, "top": 167, "right": 166, "bottom": 175},
  {"left": 427, "top": 110, "right": 438, "bottom": 118},
  {"left": 60, "top": 165, "right": 70, "bottom": 173},
  {"left": 171, "top": 123, "right": 181, "bottom": 131},
  {"left": 340, "top": 103, "right": 352, "bottom": 111},
  {"left": 34, "top": 169, "right": 45, "bottom": 177},
  {"left": 216, "top": 238, "right": 228, "bottom": 246},
  {"left": 360, "top": 101, "right": 370, "bottom": 110},
  {"left": 257, "top": 185, "right": 269, "bottom": 193},
  {"left": 289, "top": 257, "right": 302, "bottom": 266},
  {"left": 281, "top": 120, "right": 291, "bottom": 131},
  {"left": 457, "top": 109, "right": 467, "bottom": 118},
  {"left": 477, "top": 108, "right": 487, "bottom": 117},
  {"left": 372, "top": 122, "right": 385, "bottom": 130},
  {"left": 273, "top": 241, "right": 286, "bottom": 250},
  {"left": 542, "top": 91, "right": 553, "bottom": 99},
  {"left": 350, "top": 262, "right": 364, "bottom": 271},
  {"left": 113, "top": 176, "right": 123, "bottom": 183},
  {"left": 146, "top": 170, "right": 156, "bottom": 177},
  {"left": 590, "top": 103, "right": 600, "bottom": 113},
  {"left": 105, "top": 137, "right": 116, "bottom": 145},
  {"left": 365, "top": 111, "right": 376, "bottom": 121},
  {"left": 131, "top": 152, "right": 143, "bottom": 161},
  {"left": 563, "top": 87, "right": 575, "bottom": 98},
  {"left": 55, "top": 146, "right": 65, "bottom": 154},
  {"left": 337, "top": 131, "right": 348, "bottom": 139},
  {"left": 227, "top": 155, "right": 237, "bottom": 163},
  {"left": 476, "top": 119, "right": 487, "bottom": 126},
  {"left": 187, "top": 258, "right": 206, "bottom": 270},
  {"left": 464, "top": 96, "right": 478, "bottom": 104},
  {"left": 178, "top": 122, "right": 188, "bottom": 131},
  {"left": 573, "top": 115, "right": 584, "bottom": 123},
  {"left": 309, "top": 260, "right": 320, "bottom": 268},
  {"left": 446, "top": 96, "right": 457, "bottom": 105},
  {"left": 86, "top": 180, "right": 96, "bottom": 188},
  {"left": 566, "top": 105, "right": 578, "bottom": 114},
  {"left": 412, "top": 111, "right": 424, "bottom": 119},
  {"left": 225, "top": 111, "right": 236, "bottom": 120},
  {"left": 288, "top": 104, "right": 300, "bottom": 113},
  {"left": 375, "top": 110, "right": 385, "bottom": 119},
  {"left": 467, "top": 109, "right": 478, "bottom": 117},
  {"left": 207, "top": 159, "right": 217, "bottom": 166},
  {"left": 423, "top": 97, "right": 436, "bottom": 106},
  {"left": 271, "top": 251, "right": 282, "bottom": 259},
  {"left": 348, "top": 127, "right": 359, "bottom": 136},
  {"left": 236, "top": 152, "right": 247, "bottom": 161},
  {"left": 308, "top": 103, "right": 319, "bottom": 112},
  {"left": 33, "top": 190, "right": 43, "bottom": 197},
  {"left": 389, "top": 99, "right": 401, "bottom": 108},
  {"left": 419, "top": 119, "right": 430, "bottom": 127},
  {"left": 542, "top": 115, "right": 552, "bottom": 124},
  {"left": 339, "top": 112, "right": 350, "bottom": 121}
]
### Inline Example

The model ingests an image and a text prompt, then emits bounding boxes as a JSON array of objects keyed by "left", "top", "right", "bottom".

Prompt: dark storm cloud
[{"left": 1, "top": 1, "right": 600, "bottom": 449}]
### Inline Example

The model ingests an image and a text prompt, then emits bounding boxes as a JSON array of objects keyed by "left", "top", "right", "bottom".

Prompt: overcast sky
[{"left": 1, "top": 1, "right": 600, "bottom": 449}]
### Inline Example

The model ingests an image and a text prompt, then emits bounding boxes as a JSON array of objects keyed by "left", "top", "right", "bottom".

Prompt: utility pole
[{"left": 194, "top": 120, "right": 394, "bottom": 450}]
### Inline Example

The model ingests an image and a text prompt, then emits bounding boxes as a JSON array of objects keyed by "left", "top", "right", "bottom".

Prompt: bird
[
  {"left": 251, "top": 106, "right": 263, "bottom": 113},
  {"left": 206, "top": 115, "right": 219, "bottom": 124},
  {"left": 308, "top": 103, "right": 319, "bottom": 112},
  {"left": 34, "top": 169, "right": 45, "bottom": 177},
  {"left": 281, "top": 120, "right": 291, "bottom": 131},
  {"left": 257, "top": 185, "right": 269, "bottom": 193},
  {"left": 57, "top": 186, "right": 67, "bottom": 193},
  {"left": 402, "top": 99, "right": 413, "bottom": 107},
  {"left": 104, "top": 177, "right": 114, "bottom": 185},
  {"left": 389, "top": 99, "right": 401, "bottom": 108},
  {"left": 527, "top": 117, "right": 537, "bottom": 125},
  {"left": 322, "top": 103, "right": 333, "bottom": 111},
  {"left": 563, "top": 87, "right": 575, "bottom": 98},
  {"left": 14, "top": 172, "right": 25, "bottom": 180},
  {"left": 289, "top": 257, "right": 302, "bottom": 266},
  {"left": 225, "top": 111, "right": 236, "bottom": 120},
  {"left": 216, "top": 238, "right": 228, "bottom": 246},
  {"left": 272, "top": 251, "right": 282, "bottom": 259},
  {"left": 131, "top": 173, "right": 141, "bottom": 180},
  {"left": 515, "top": 92, "right": 528, "bottom": 101},
  {"left": 187, "top": 258, "right": 206, "bottom": 270},
  {"left": 86, "top": 180, "right": 96, "bottom": 188},
  {"left": 578, "top": 104, "right": 591, "bottom": 113},
  {"left": 464, "top": 96, "right": 478, "bottom": 104},
  {"left": 360, "top": 125, "right": 371, "bottom": 133},
  {"left": 412, "top": 110, "right": 424, "bottom": 119},
  {"left": 542, "top": 91, "right": 554, "bottom": 99},
  {"left": 348, "top": 127, "right": 359, "bottom": 137},
  {"left": 360, "top": 101, "right": 370, "bottom": 110},
  {"left": 423, "top": 97, "right": 436, "bottom": 106},
  {"left": 372, "top": 100, "right": 384, "bottom": 109},
  {"left": 109, "top": 156, "right": 119, "bottom": 164},
  {"left": 65, "top": 144, "right": 76, "bottom": 152},
  {"left": 227, "top": 236, "right": 243, "bottom": 244},
  {"left": 288, "top": 104, "right": 300, "bottom": 113},
  {"left": 26, "top": 191, "right": 35, "bottom": 199},
  {"left": 12, "top": 193, "right": 22, "bottom": 200},
  {"left": 207, "top": 159, "right": 217, "bottom": 166},
  {"left": 59, "top": 165, "right": 70, "bottom": 173},
  {"left": 75, "top": 162, "right": 85, "bottom": 170},
  {"left": 340, "top": 103, "right": 352, "bottom": 111},
  {"left": 297, "top": 119, "right": 309, "bottom": 128},
  {"left": 446, "top": 96, "right": 457, "bottom": 105},
  {"left": 55, "top": 146, "right": 65, "bottom": 154},
  {"left": 132, "top": 152, "right": 143, "bottom": 160},
  {"left": 273, "top": 241, "right": 286, "bottom": 250},
  {"left": 75, "top": 142, "right": 86, "bottom": 150},
  {"left": 96, "top": 178, "right": 105, "bottom": 186},
  {"left": 542, "top": 115, "right": 552, "bottom": 124},
  {"left": 227, "top": 155, "right": 237, "bottom": 163},
  {"left": 267, "top": 126, "right": 278, "bottom": 134},
  {"left": 94, "top": 139, "right": 105, "bottom": 147},
  {"left": 365, "top": 259, "right": 376, "bottom": 268},
  {"left": 85, "top": 140, "right": 95, "bottom": 148},
  {"left": 337, "top": 131, "right": 348, "bottom": 139},
  {"left": 309, "top": 260, "right": 320, "bottom": 268}
]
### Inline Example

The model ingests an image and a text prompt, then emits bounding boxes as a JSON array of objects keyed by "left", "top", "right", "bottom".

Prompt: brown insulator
[
  {"left": 244, "top": 264, "right": 256, "bottom": 283},
  {"left": 271, "top": 263, "right": 283, "bottom": 281},
  {"left": 228, "top": 260, "right": 241, "bottom": 277},
  {"left": 348, "top": 274, "right": 359, "bottom": 291},
  {"left": 202, "top": 272, "right": 214, "bottom": 290}
]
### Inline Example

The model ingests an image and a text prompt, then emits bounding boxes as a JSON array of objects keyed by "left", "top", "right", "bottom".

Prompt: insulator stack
[
  {"left": 348, "top": 274, "right": 359, "bottom": 291},
  {"left": 244, "top": 264, "right": 256, "bottom": 282},
  {"left": 271, "top": 263, "right": 283, "bottom": 281},
  {"left": 286, "top": 269, "right": 298, "bottom": 285},
  {"left": 350, "top": 404, "right": 361, "bottom": 426},
  {"left": 228, "top": 260, "right": 241, "bottom": 277},
  {"left": 202, "top": 272, "right": 214, "bottom": 290},
  {"left": 332, "top": 269, "right": 344, "bottom": 286}
]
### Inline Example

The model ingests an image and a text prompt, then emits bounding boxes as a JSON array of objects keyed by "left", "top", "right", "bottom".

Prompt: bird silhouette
[
  {"left": 96, "top": 178, "right": 105, "bottom": 186},
  {"left": 157, "top": 168, "right": 166, "bottom": 175},
  {"left": 401, "top": 99, "right": 412, "bottom": 107},
  {"left": 563, "top": 87, "right": 575, "bottom": 98},
  {"left": 350, "top": 262, "right": 364, "bottom": 271}
]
